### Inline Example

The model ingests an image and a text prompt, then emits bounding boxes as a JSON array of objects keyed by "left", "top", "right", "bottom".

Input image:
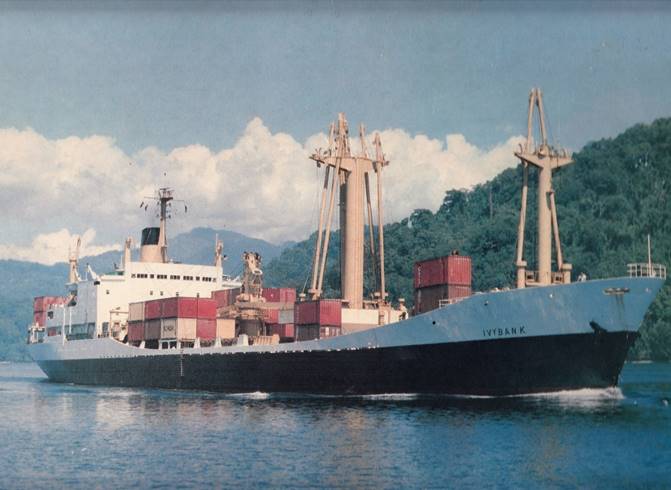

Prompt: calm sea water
[{"left": 0, "top": 362, "right": 669, "bottom": 489}]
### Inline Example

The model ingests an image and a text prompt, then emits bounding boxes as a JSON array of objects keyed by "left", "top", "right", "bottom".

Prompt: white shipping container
[
  {"left": 160, "top": 317, "right": 196, "bottom": 340},
  {"left": 128, "top": 302, "right": 145, "bottom": 322},
  {"left": 216, "top": 318, "right": 235, "bottom": 339}
]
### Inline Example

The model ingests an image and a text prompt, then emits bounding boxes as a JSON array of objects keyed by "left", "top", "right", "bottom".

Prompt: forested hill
[{"left": 265, "top": 118, "right": 671, "bottom": 360}]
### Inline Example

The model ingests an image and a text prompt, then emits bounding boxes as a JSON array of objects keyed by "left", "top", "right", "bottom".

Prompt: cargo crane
[
  {"left": 68, "top": 236, "right": 81, "bottom": 284},
  {"left": 306, "top": 113, "right": 402, "bottom": 333},
  {"left": 514, "top": 88, "right": 574, "bottom": 288},
  {"left": 308, "top": 113, "right": 388, "bottom": 310}
]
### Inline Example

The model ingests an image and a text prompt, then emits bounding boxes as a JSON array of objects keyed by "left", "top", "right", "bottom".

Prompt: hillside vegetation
[{"left": 266, "top": 118, "right": 671, "bottom": 360}]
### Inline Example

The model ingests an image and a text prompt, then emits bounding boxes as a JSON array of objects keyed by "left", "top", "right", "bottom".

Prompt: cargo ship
[{"left": 27, "top": 90, "right": 666, "bottom": 395}]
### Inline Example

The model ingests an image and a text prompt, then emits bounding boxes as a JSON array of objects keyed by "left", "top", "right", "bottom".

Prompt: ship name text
[{"left": 482, "top": 326, "right": 526, "bottom": 338}]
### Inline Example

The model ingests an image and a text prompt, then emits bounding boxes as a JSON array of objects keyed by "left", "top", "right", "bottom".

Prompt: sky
[{"left": 0, "top": 0, "right": 670, "bottom": 264}]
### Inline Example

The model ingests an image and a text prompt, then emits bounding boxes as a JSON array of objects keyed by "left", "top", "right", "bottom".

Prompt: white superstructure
[{"left": 40, "top": 187, "right": 240, "bottom": 341}]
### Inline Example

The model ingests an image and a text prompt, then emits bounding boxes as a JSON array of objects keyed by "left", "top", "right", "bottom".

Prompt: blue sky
[
  {"left": 1, "top": 1, "right": 669, "bottom": 153},
  {"left": 0, "top": 1, "right": 670, "bottom": 262}
]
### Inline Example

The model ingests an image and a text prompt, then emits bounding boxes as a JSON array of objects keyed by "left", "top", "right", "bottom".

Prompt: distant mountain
[
  {"left": 84, "top": 227, "right": 286, "bottom": 278},
  {"left": 0, "top": 227, "right": 287, "bottom": 360}
]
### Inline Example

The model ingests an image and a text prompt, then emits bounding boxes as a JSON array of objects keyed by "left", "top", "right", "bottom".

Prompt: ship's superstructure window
[
  {"left": 183, "top": 276, "right": 193, "bottom": 281},
  {"left": 157, "top": 274, "right": 167, "bottom": 279},
  {"left": 170, "top": 275, "right": 180, "bottom": 280},
  {"left": 137, "top": 273, "right": 148, "bottom": 279},
  {"left": 106, "top": 290, "right": 110, "bottom": 295},
  {"left": 149, "top": 274, "right": 155, "bottom": 279},
  {"left": 150, "top": 291, "right": 154, "bottom": 295},
  {"left": 195, "top": 277, "right": 200, "bottom": 281},
  {"left": 131, "top": 274, "right": 136, "bottom": 278}
]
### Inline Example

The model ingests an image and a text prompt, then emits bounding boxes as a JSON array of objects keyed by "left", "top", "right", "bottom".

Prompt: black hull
[{"left": 37, "top": 331, "right": 637, "bottom": 396}]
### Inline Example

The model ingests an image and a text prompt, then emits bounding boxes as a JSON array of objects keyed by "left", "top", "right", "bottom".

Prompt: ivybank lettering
[{"left": 482, "top": 326, "right": 526, "bottom": 338}]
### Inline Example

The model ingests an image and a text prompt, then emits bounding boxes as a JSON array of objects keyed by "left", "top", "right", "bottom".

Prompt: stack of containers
[
  {"left": 144, "top": 300, "right": 163, "bottom": 341},
  {"left": 195, "top": 298, "right": 217, "bottom": 340},
  {"left": 414, "top": 253, "right": 472, "bottom": 314},
  {"left": 147, "top": 297, "right": 219, "bottom": 342},
  {"left": 127, "top": 301, "right": 145, "bottom": 342},
  {"left": 294, "top": 299, "right": 342, "bottom": 341},
  {"left": 261, "top": 287, "right": 297, "bottom": 303},
  {"left": 128, "top": 296, "right": 224, "bottom": 344},
  {"left": 261, "top": 287, "right": 296, "bottom": 341},
  {"left": 212, "top": 287, "right": 241, "bottom": 311},
  {"left": 33, "top": 296, "right": 66, "bottom": 327}
]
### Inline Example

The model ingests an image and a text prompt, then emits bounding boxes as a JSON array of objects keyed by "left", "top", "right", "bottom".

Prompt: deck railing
[
  {"left": 438, "top": 297, "right": 468, "bottom": 308},
  {"left": 627, "top": 263, "right": 667, "bottom": 280}
]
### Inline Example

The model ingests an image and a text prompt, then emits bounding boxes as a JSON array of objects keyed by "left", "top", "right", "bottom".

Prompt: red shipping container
[
  {"left": 262, "top": 308, "right": 280, "bottom": 324},
  {"left": 294, "top": 301, "right": 317, "bottom": 325},
  {"left": 414, "top": 285, "right": 446, "bottom": 314},
  {"left": 295, "top": 324, "right": 320, "bottom": 341},
  {"left": 414, "top": 258, "right": 445, "bottom": 288},
  {"left": 33, "top": 296, "right": 66, "bottom": 313},
  {"left": 262, "top": 288, "right": 281, "bottom": 302},
  {"left": 212, "top": 289, "right": 226, "bottom": 307},
  {"left": 262, "top": 287, "right": 296, "bottom": 304},
  {"left": 268, "top": 323, "right": 295, "bottom": 339},
  {"left": 197, "top": 318, "right": 216, "bottom": 340},
  {"left": 318, "top": 299, "right": 341, "bottom": 326},
  {"left": 444, "top": 255, "right": 472, "bottom": 286},
  {"left": 33, "top": 311, "right": 46, "bottom": 326},
  {"left": 280, "top": 288, "right": 296, "bottom": 303},
  {"left": 144, "top": 319, "right": 161, "bottom": 340},
  {"left": 212, "top": 288, "right": 240, "bottom": 308},
  {"left": 144, "top": 299, "right": 163, "bottom": 320},
  {"left": 447, "top": 285, "right": 472, "bottom": 299},
  {"left": 161, "top": 297, "right": 198, "bottom": 318},
  {"left": 414, "top": 284, "right": 472, "bottom": 314},
  {"left": 196, "top": 298, "right": 216, "bottom": 319},
  {"left": 294, "top": 300, "right": 341, "bottom": 326},
  {"left": 128, "top": 321, "right": 144, "bottom": 341}
]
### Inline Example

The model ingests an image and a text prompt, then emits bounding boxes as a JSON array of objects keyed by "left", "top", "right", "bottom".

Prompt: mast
[
  {"left": 373, "top": 133, "right": 388, "bottom": 303},
  {"left": 158, "top": 187, "right": 172, "bottom": 263},
  {"left": 309, "top": 113, "right": 389, "bottom": 310},
  {"left": 140, "top": 187, "right": 178, "bottom": 263},
  {"left": 514, "top": 88, "right": 573, "bottom": 287},
  {"left": 68, "top": 236, "right": 81, "bottom": 284}
]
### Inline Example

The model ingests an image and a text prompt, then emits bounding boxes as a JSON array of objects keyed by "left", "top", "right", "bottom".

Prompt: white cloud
[
  {"left": 378, "top": 130, "right": 525, "bottom": 221},
  {"left": 0, "top": 228, "right": 120, "bottom": 266},
  {"left": 0, "top": 119, "right": 523, "bottom": 264}
]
